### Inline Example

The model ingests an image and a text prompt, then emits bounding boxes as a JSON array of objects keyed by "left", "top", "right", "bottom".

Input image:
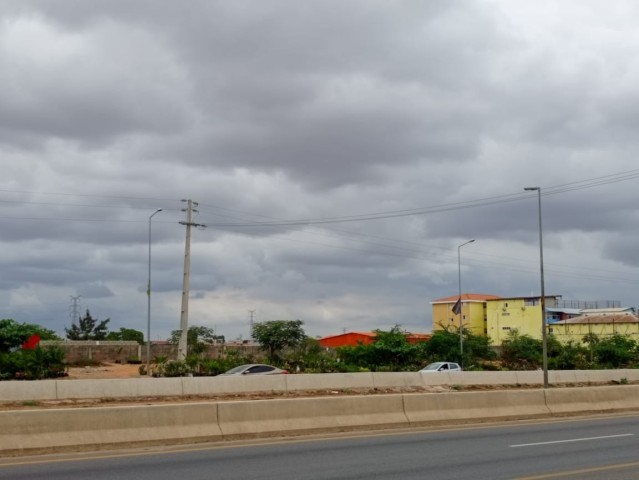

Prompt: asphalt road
[{"left": 2, "top": 414, "right": 639, "bottom": 480}]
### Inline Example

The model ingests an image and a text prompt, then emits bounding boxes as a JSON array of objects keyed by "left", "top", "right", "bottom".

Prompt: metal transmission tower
[
  {"left": 177, "top": 199, "right": 206, "bottom": 360},
  {"left": 248, "top": 309, "right": 256, "bottom": 338},
  {"left": 69, "top": 296, "right": 81, "bottom": 324}
]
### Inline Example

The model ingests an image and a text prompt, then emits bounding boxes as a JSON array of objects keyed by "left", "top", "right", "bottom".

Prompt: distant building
[
  {"left": 552, "top": 312, "right": 639, "bottom": 343},
  {"left": 431, "top": 293, "right": 502, "bottom": 337},
  {"left": 431, "top": 293, "right": 634, "bottom": 345},
  {"left": 318, "top": 331, "right": 431, "bottom": 348},
  {"left": 485, "top": 295, "right": 562, "bottom": 345},
  {"left": 319, "top": 332, "right": 377, "bottom": 348},
  {"left": 431, "top": 293, "right": 562, "bottom": 345}
]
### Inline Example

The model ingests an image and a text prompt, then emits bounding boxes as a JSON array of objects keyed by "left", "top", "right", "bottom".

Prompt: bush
[
  {"left": 0, "top": 346, "right": 66, "bottom": 380},
  {"left": 500, "top": 331, "right": 541, "bottom": 370},
  {"left": 153, "top": 360, "right": 191, "bottom": 377},
  {"left": 592, "top": 334, "right": 637, "bottom": 368}
]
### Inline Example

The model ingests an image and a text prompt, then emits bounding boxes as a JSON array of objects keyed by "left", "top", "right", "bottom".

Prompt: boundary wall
[
  {"left": 2, "top": 385, "right": 639, "bottom": 454},
  {"left": 1, "top": 369, "right": 639, "bottom": 403}
]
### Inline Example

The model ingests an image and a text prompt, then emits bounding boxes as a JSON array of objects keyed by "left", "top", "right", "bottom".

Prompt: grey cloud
[{"left": 2, "top": 1, "right": 639, "bottom": 341}]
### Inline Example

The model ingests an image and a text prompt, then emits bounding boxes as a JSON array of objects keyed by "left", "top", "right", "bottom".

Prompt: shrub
[
  {"left": 153, "top": 360, "right": 191, "bottom": 377},
  {"left": 0, "top": 346, "right": 65, "bottom": 380}
]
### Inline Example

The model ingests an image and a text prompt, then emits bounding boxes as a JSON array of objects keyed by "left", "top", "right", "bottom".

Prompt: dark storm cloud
[{"left": 2, "top": 1, "right": 639, "bottom": 339}]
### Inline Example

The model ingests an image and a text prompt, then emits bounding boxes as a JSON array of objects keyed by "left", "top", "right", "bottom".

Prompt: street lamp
[
  {"left": 458, "top": 239, "right": 475, "bottom": 367},
  {"left": 524, "top": 186, "right": 548, "bottom": 389},
  {"left": 147, "top": 208, "right": 163, "bottom": 376}
]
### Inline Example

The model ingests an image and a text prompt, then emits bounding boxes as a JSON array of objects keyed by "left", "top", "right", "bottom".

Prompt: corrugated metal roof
[
  {"left": 546, "top": 307, "right": 582, "bottom": 314},
  {"left": 581, "top": 308, "right": 635, "bottom": 315},
  {"left": 554, "top": 314, "right": 639, "bottom": 324}
]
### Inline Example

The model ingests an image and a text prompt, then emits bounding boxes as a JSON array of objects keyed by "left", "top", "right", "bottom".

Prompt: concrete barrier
[
  {"left": 0, "top": 380, "right": 58, "bottom": 401},
  {"left": 417, "top": 371, "right": 522, "bottom": 387},
  {"left": 1, "top": 370, "right": 639, "bottom": 403},
  {"left": 55, "top": 377, "right": 184, "bottom": 399},
  {"left": 545, "top": 385, "right": 639, "bottom": 415},
  {"left": 403, "top": 390, "right": 551, "bottom": 423},
  {"left": 371, "top": 372, "right": 423, "bottom": 389},
  {"left": 217, "top": 394, "right": 409, "bottom": 437},
  {"left": 182, "top": 375, "right": 288, "bottom": 396},
  {"left": 286, "top": 372, "right": 375, "bottom": 391},
  {"left": 3, "top": 386, "right": 639, "bottom": 454},
  {"left": 0, "top": 403, "right": 222, "bottom": 454},
  {"left": 550, "top": 370, "right": 578, "bottom": 384}
]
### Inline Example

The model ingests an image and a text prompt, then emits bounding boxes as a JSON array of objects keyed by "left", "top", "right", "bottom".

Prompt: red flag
[{"left": 22, "top": 334, "right": 40, "bottom": 350}]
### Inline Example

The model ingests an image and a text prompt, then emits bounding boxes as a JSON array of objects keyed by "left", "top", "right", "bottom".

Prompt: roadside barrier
[
  {"left": 2, "top": 386, "right": 639, "bottom": 455},
  {"left": 1, "top": 370, "right": 638, "bottom": 403}
]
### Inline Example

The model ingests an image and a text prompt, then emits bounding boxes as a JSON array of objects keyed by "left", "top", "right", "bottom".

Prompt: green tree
[
  {"left": 582, "top": 332, "right": 600, "bottom": 363},
  {"left": 106, "top": 328, "right": 144, "bottom": 344},
  {"left": 547, "top": 338, "right": 589, "bottom": 370},
  {"left": 65, "top": 310, "right": 110, "bottom": 340},
  {"left": 500, "top": 330, "right": 542, "bottom": 370},
  {"left": 423, "top": 328, "right": 462, "bottom": 364},
  {"left": 422, "top": 327, "right": 496, "bottom": 368},
  {"left": 0, "top": 319, "right": 59, "bottom": 353},
  {"left": 251, "top": 320, "right": 306, "bottom": 362},
  {"left": 337, "top": 326, "right": 431, "bottom": 372},
  {"left": 169, "top": 326, "right": 219, "bottom": 349},
  {"left": 369, "top": 326, "right": 421, "bottom": 370},
  {"left": 592, "top": 334, "right": 637, "bottom": 368}
]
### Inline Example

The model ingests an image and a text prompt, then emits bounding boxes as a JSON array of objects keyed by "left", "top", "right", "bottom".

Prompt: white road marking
[{"left": 511, "top": 433, "right": 634, "bottom": 448}]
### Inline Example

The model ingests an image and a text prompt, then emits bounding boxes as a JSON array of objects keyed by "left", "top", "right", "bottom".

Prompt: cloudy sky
[{"left": 2, "top": 1, "right": 639, "bottom": 342}]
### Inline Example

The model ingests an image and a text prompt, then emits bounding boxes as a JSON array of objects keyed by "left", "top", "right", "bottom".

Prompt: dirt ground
[{"left": 63, "top": 362, "right": 144, "bottom": 380}]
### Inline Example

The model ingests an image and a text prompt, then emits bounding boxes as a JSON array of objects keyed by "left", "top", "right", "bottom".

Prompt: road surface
[{"left": 1, "top": 414, "right": 638, "bottom": 479}]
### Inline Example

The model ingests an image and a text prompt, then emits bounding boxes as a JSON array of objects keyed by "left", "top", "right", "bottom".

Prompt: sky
[{"left": 2, "top": 0, "right": 639, "bottom": 342}]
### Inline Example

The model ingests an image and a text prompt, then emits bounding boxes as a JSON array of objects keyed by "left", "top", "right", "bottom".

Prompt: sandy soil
[{"left": 63, "top": 363, "right": 143, "bottom": 380}]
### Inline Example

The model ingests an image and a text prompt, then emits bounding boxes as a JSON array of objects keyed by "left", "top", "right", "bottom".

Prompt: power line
[{"left": 198, "top": 168, "right": 639, "bottom": 228}]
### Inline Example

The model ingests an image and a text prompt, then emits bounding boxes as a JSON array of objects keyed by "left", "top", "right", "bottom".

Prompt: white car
[
  {"left": 220, "top": 364, "right": 289, "bottom": 376},
  {"left": 420, "top": 362, "right": 462, "bottom": 372}
]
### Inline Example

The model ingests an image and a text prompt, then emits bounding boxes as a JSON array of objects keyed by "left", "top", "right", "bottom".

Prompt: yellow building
[
  {"left": 551, "top": 312, "right": 639, "bottom": 343},
  {"left": 431, "top": 293, "right": 563, "bottom": 345},
  {"left": 431, "top": 294, "right": 501, "bottom": 337},
  {"left": 485, "top": 296, "right": 560, "bottom": 345}
]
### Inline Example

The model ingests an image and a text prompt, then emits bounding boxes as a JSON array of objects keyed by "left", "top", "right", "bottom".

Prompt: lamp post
[
  {"left": 147, "top": 208, "right": 163, "bottom": 376},
  {"left": 458, "top": 239, "right": 475, "bottom": 367},
  {"left": 524, "top": 186, "right": 548, "bottom": 389}
]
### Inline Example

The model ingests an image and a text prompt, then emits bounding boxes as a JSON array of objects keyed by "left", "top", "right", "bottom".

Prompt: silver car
[
  {"left": 420, "top": 362, "right": 462, "bottom": 372},
  {"left": 221, "top": 364, "right": 289, "bottom": 375}
]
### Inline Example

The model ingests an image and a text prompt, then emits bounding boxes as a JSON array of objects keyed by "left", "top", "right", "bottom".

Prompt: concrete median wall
[
  {"left": 404, "top": 389, "right": 551, "bottom": 423},
  {"left": 3, "top": 385, "right": 639, "bottom": 454},
  {"left": 0, "top": 403, "right": 222, "bottom": 453},
  {"left": 544, "top": 385, "right": 639, "bottom": 414},
  {"left": 1, "top": 369, "right": 639, "bottom": 403},
  {"left": 217, "top": 394, "right": 409, "bottom": 437}
]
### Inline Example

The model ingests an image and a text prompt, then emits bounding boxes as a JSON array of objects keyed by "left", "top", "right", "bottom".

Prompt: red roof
[
  {"left": 319, "top": 332, "right": 377, "bottom": 348},
  {"left": 431, "top": 293, "right": 501, "bottom": 303},
  {"left": 319, "top": 331, "right": 431, "bottom": 348}
]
